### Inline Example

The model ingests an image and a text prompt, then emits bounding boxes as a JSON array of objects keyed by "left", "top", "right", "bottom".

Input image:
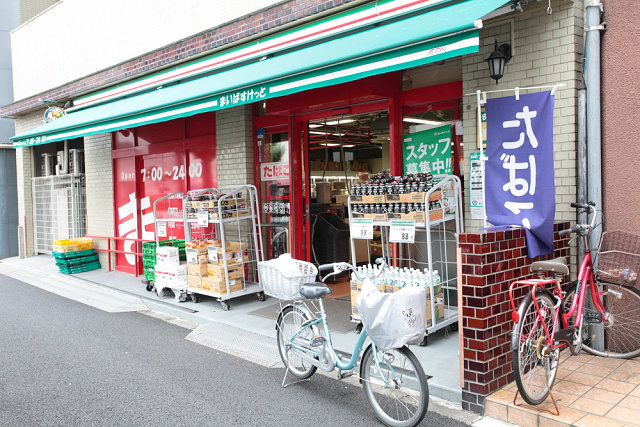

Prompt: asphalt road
[{"left": 0, "top": 274, "right": 472, "bottom": 426}]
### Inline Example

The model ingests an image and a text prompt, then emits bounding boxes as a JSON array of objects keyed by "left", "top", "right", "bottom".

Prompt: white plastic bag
[{"left": 356, "top": 277, "right": 426, "bottom": 351}]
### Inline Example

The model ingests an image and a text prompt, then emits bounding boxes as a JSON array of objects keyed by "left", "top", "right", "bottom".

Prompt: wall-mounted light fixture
[{"left": 486, "top": 40, "right": 512, "bottom": 84}]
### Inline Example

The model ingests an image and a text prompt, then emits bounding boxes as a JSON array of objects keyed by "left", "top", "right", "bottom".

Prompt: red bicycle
[{"left": 509, "top": 202, "right": 640, "bottom": 406}]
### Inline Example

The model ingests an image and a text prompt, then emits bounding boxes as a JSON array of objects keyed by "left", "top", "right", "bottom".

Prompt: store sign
[
  {"left": 390, "top": 219, "right": 415, "bottom": 243},
  {"left": 485, "top": 91, "right": 555, "bottom": 258},
  {"left": 403, "top": 125, "right": 453, "bottom": 175},
  {"left": 260, "top": 161, "right": 290, "bottom": 181}
]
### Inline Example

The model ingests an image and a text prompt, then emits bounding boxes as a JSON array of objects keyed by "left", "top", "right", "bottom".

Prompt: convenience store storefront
[
  {"left": 10, "top": 0, "right": 578, "bottom": 413},
  {"left": 12, "top": 0, "right": 509, "bottom": 272}
]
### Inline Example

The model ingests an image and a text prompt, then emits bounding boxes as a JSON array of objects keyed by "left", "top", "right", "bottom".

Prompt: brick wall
[
  {"left": 83, "top": 133, "right": 115, "bottom": 268},
  {"left": 459, "top": 222, "right": 570, "bottom": 413}
]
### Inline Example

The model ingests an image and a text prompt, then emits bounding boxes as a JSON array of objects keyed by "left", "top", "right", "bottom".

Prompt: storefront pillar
[
  {"left": 388, "top": 98, "right": 403, "bottom": 176},
  {"left": 458, "top": 223, "right": 570, "bottom": 413}
]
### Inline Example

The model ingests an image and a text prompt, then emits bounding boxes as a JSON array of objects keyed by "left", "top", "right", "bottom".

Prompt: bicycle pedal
[
  {"left": 310, "top": 336, "right": 325, "bottom": 347},
  {"left": 338, "top": 370, "right": 354, "bottom": 380},
  {"left": 584, "top": 312, "right": 602, "bottom": 323}
]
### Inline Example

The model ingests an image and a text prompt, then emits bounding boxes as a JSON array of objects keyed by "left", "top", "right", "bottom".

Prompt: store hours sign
[{"left": 402, "top": 125, "right": 452, "bottom": 175}]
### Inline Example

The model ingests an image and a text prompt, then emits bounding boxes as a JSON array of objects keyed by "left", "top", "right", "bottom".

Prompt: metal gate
[{"left": 32, "top": 175, "right": 87, "bottom": 254}]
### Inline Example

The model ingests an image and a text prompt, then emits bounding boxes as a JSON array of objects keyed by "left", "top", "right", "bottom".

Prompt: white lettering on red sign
[{"left": 260, "top": 162, "right": 290, "bottom": 181}]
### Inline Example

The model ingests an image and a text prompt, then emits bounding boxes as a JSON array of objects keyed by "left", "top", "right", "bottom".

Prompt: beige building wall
[
  {"left": 83, "top": 133, "right": 114, "bottom": 268},
  {"left": 462, "top": 1, "right": 583, "bottom": 233},
  {"left": 14, "top": 110, "right": 42, "bottom": 256}
]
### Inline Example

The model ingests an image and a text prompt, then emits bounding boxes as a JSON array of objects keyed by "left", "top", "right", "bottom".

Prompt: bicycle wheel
[
  {"left": 361, "top": 345, "right": 429, "bottom": 427},
  {"left": 563, "top": 283, "right": 640, "bottom": 358},
  {"left": 276, "top": 304, "right": 318, "bottom": 379},
  {"left": 511, "top": 289, "right": 559, "bottom": 406}
]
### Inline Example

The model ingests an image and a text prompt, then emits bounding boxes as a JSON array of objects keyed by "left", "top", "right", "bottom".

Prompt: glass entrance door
[{"left": 256, "top": 128, "right": 290, "bottom": 259}]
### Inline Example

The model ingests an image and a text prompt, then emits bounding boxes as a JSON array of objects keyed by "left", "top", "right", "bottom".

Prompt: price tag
[
  {"left": 390, "top": 219, "right": 415, "bottom": 243},
  {"left": 156, "top": 222, "right": 167, "bottom": 238},
  {"left": 351, "top": 218, "right": 374, "bottom": 240},
  {"left": 186, "top": 248, "right": 198, "bottom": 264},
  {"left": 208, "top": 247, "right": 219, "bottom": 263},
  {"left": 197, "top": 209, "right": 209, "bottom": 227}
]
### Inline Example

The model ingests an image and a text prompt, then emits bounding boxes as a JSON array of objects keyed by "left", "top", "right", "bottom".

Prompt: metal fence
[{"left": 32, "top": 174, "right": 87, "bottom": 254}]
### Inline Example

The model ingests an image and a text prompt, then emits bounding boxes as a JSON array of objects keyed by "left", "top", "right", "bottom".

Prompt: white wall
[{"left": 10, "top": 0, "right": 283, "bottom": 101}]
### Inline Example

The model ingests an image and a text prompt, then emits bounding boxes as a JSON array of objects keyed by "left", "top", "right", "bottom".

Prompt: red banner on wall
[{"left": 113, "top": 115, "right": 217, "bottom": 274}]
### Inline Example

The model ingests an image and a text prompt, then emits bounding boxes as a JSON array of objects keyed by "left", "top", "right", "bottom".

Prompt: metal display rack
[
  {"left": 184, "top": 184, "right": 265, "bottom": 310},
  {"left": 347, "top": 175, "right": 464, "bottom": 341}
]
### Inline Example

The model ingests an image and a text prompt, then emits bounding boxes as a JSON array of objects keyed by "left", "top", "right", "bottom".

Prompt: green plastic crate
[
  {"left": 56, "top": 254, "right": 99, "bottom": 266},
  {"left": 52, "top": 249, "right": 96, "bottom": 259},
  {"left": 58, "top": 261, "right": 101, "bottom": 274}
]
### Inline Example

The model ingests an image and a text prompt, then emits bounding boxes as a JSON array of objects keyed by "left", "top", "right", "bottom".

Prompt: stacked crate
[
  {"left": 142, "top": 239, "right": 186, "bottom": 282},
  {"left": 52, "top": 238, "right": 100, "bottom": 274}
]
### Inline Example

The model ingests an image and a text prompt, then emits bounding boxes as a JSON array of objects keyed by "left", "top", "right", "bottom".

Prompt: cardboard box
[
  {"left": 386, "top": 190, "right": 441, "bottom": 204},
  {"left": 187, "top": 276, "right": 202, "bottom": 289},
  {"left": 187, "top": 263, "right": 208, "bottom": 277},
  {"left": 352, "top": 212, "right": 387, "bottom": 221},
  {"left": 387, "top": 211, "right": 426, "bottom": 222},
  {"left": 207, "top": 264, "right": 243, "bottom": 280},
  {"left": 201, "top": 277, "right": 243, "bottom": 294},
  {"left": 350, "top": 194, "right": 386, "bottom": 204}
]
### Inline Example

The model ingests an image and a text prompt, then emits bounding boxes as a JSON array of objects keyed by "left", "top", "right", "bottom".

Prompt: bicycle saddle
[
  {"left": 530, "top": 257, "right": 569, "bottom": 276},
  {"left": 299, "top": 282, "right": 333, "bottom": 299}
]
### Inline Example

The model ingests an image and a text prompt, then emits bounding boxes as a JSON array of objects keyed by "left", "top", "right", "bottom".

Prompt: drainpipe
[
  {"left": 577, "top": 82, "right": 586, "bottom": 261},
  {"left": 585, "top": 0, "right": 604, "bottom": 250},
  {"left": 585, "top": 0, "right": 605, "bottom": 351}
]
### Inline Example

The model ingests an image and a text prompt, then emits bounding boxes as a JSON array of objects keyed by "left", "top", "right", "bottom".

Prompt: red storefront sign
[{"left": 113, "top": 114, "right": 217, "bottom": 275}]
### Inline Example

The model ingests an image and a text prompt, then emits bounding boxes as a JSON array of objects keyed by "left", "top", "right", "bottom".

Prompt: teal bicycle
[{"left": 273, "top": 261, "right": 429, "bottom": 427}]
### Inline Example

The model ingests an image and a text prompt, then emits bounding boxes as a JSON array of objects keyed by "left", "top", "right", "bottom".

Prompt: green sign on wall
[{"left": 402, "top": 125, "right": 453, "bottom": 175}]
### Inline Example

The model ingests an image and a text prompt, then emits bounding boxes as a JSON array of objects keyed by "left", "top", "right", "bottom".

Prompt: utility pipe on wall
[{"left": 585, "top": 0, "right": 604, "bottom": 249}]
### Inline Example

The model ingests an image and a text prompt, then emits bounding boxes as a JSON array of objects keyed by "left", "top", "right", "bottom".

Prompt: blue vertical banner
[{"left": 485, "top": 91, "right": 555, "bottom": 258}]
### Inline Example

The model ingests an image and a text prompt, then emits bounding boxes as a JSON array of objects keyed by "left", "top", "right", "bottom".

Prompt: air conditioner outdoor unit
[
  {"left": 68, "top": 149, "right": 84, "bottom": 174},
  {"left": 56, "top": 151, "right": 65, "bottom": 175},
  {"left": 41, "top": 153, "right": 54, "bottom": 176}
]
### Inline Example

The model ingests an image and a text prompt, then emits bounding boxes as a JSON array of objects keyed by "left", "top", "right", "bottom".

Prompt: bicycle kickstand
[
  {"left": 281, "top": 366, "right": 311, "bottom": 388},
  {"left": 512, "top": 372, "right": 560, "bottom": 416}
]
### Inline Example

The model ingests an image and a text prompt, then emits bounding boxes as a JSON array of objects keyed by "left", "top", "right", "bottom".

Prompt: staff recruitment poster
[
  {"left": 485, "top": 91, "right": 555, "bottom": 258},
  {"left": 402, "top": 125, "right": 452, "bottom": 175}
]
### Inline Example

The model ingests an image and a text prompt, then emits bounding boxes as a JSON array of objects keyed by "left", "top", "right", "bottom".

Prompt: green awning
[{"left": 13, "top": 0, "right": 509, "bottom": 147}]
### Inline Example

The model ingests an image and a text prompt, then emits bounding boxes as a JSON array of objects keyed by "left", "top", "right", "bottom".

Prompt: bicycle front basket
[
  {"left": 257, "top": 259, "right": 318, "bottom": 300},
  {"left": 597, "top": 230, "right": 640, "bottom": 286}
]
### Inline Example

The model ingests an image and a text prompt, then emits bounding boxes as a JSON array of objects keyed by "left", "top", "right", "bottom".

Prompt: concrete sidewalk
[{"left": 0, "top": 255, "right": 508, "bottom": 426}]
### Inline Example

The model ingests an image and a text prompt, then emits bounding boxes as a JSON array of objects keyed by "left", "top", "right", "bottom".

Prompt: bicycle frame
[
  {"left": 285, "top": 299, "right": 370, "bottom": 372},
  {"left": 560, "top": 251, "right": 607, "bottom": 329}
]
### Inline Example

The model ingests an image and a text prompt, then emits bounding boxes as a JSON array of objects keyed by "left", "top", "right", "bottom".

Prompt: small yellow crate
[
  {"left": 76, "top": 238, "right": 93, "bottom": 251},
  {"left": 52, "top": 239, "right": 78, "bottom": 253}
]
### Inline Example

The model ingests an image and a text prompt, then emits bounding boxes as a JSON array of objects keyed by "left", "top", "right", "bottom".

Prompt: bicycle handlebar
[
  {"left": 560, "top": 202, "right": 598, "bottom": 238},
  {"left": 319, "top": 258, "right": 386, "bottom": 282}
]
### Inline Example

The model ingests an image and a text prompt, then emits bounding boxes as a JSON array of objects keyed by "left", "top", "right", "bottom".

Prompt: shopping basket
[
  {"left": 597, "top": 230, "right": 640, "bottom": 286},
  {"left": 257, "top": 259, "right": 318, "bottom": 300}
]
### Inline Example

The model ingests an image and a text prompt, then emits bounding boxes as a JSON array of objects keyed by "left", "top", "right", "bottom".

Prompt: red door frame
[{"left": 253, "top": 76, "right": 462, "bottom": 262}]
